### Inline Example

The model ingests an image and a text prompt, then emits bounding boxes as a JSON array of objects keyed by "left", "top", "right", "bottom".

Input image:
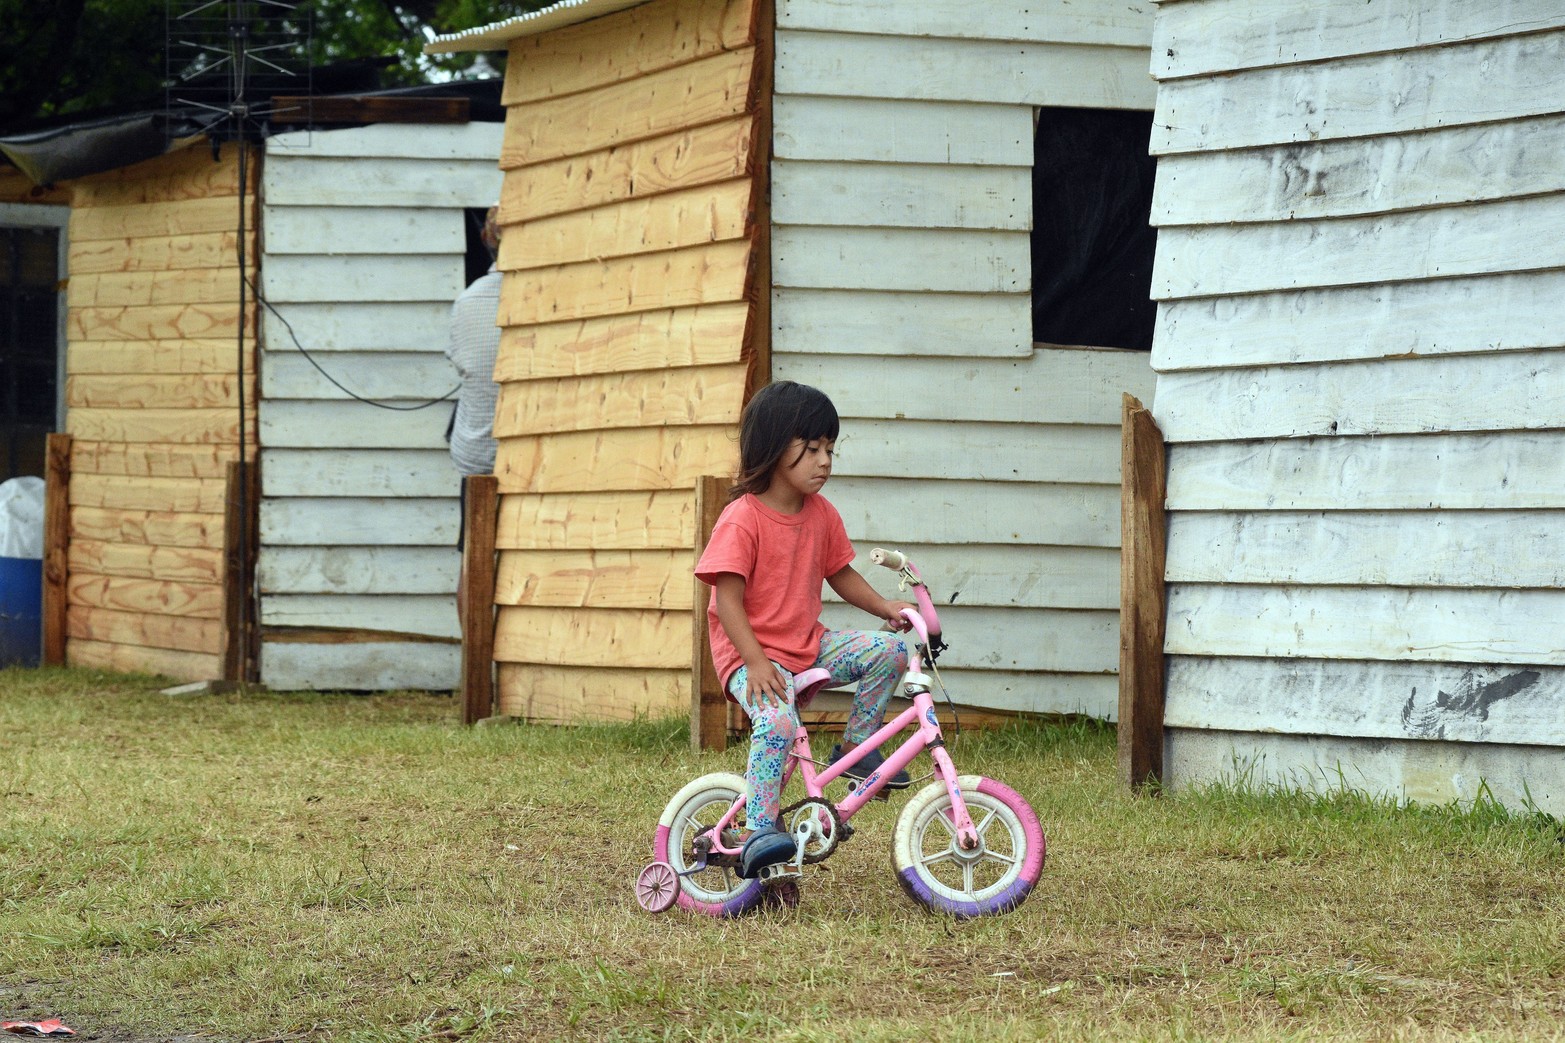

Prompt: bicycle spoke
[
  {"left": 963, "top": 862, "right": 975, "bottom": 895},
  {"left": 921, "top": 848, "right": 959, "bottom": 868},
  {"left": 972, "top": 806, "right": 998, "bottom": 839}
]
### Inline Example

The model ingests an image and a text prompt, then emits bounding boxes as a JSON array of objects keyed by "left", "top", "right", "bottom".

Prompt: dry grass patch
[{"left": 2, "top": 667, "right": 1564, "bottom": 1042}]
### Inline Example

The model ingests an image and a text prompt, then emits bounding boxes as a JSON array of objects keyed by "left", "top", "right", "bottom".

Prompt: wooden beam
[
  {"left": 461, "top": 474, "right": 500, "bottom": 725},
  {"left": 691, "top": 475, "right": 728, "bottom": 752},
  {"left": 222, "top": 460, "right": 257, "bottom": 682},
  {"left": 269, "top": 95, "right": 471, "bottom": 126},
  {"left": 1117, "top": 394, "right": 1167, "bottom": 793},
  {"left": 42, "top": 433, "right": 70, "bottom": 666}
]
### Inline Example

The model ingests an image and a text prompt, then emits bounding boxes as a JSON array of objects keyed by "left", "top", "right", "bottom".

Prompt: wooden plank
[
  {"left": 496, "top": 548, "right": 693, "bottom": 610},
  {"left": 492, "top": 363, "right": 747, "bottom": 439},
  {"left": 779, "top": 347, "right": 1156, "bottom": 425},
  {"left": 221, "top": 460, "right": 255, "bottom": 682},
  {"left": 827, "top": 476, "right": 1121, "bottom": 547},
  {"left": 269, "top": 94, "right": 470, "bottom": 125},
  {"left": 1152, "top": 113, "right": 1565, "bottom": 228},
  {"left": 1166, "top": 583, "right": 1565, "bottom": 666},
  {"left": 1164, "top": 728, "right": 1565, "bottom": 818},
  {"left": 67, "top": 408, "right": 250, "bottom": 446},
  {"left": 500, "top": 47, "right": 757, "bottom": 168},
  {"left": 691, "top": 475, "right": 728, "bottom": 750},
  {"left": 261, "top": 641, "right": 462, "bottom": 692},
  {"left": 818, "top": 602, "right": 1119, "bottom": 673},
  {"left": 498, "top": 664, "right": 688, "bottom": 722},
  {"left": 495, "top": 490, "right": 695, "bottom": 550},
  {"left": 257, "top": 546, "right": 460, "bottom": 594},
  {"left": 69, "top": 231, "right": 249, "bottom": 274},
  {"left": 260, "top": 254, "right": 464, "bottom": 304},
  {"left": 260, "top": 352, "right": 457, "bottom": 400},
  {"left": 69, "top": 303, "right": 251, "bottom": 342},
  {"left": 499, "top": 178, "right": 752, "bottom": 271},
  {"left": 67, "top": 637, "right": 220, "bottom": 682},
  {"left": 1152, "top": 195, "right": 1565, "bottom": 300},
  {"left": 68, "top": 145, "right": 241, "bottom": 207},
  {"left": 71, "top": 507, "right": 224, "bottom": 550},
  {"left": 260, "top": 449, "right": 457, "bottom": 498},
  {"left": 837, "top": 543, "right": 1121, "bottom": 611},
  {"left": 258, "top": 497, "right": 458, "bottom": 547},
  {"left": 267, "top": 122, "right": 503, "bottom": 160},
  {"left": 259, "top": 155, "right": 502, "bottom": 209},
  {"left": 773, "top": 160, "right": 1029, "bottom": 231},
  {"left": 1152, "top": 0, "right": 1565, "bottom": 81},
  {"left": 460, "top": 474, "right": 500, "bottom": 723},
  {"left": 775, "top": 29, "right": 1155, "bottom": 110},
  {"left": 68, "top": 539, "right": 223, "bottom": 583},
  {"left": 778, "top": 0, "right": 1151, "bottom": 46},
  {"left": 817, "top": 666, "right": 1118, "bottom": 719},
  {"left": 67, "top": 604, "right": 223, "bottom": 655},
  {"left": 1167, "top": 655, "right": 1565, "bottom": 749},
  {"left": 1153, "top": 269, "right": 1565, "bottom": 372},
  {"left": 69, "top": 474, "right": 228, "bottom": 513},
  {"left": 495, "top": 425, "right": 737, "bottom": 494},
  {"left": 493, "top": 302, "right": 748, "bottom": 381},
  {"left": 69, "top": 196, "right": 247, "bottom": 242},
  {"left": 493, "top": 605, "right": 689, "bottom": 669},
  {"left": 42, "top": 433, "right": 70, "bottom": 666},
  {"left": 68, "top": 339, "right": 236, "bottom": 375},
  {"left": 60, "top": 263, "right": 254, "bottom": 305},
  {"left": 67, "top": 573, "right": 224, "bottom": 620},
  {"left": 1157, "top": 349, "right": 1565, "bottom": 443},
  {"left": 498, "top": 239, "right": 752, "bottom": 325},
  {"left": 70, "top": 442, "right": 236, "bottom": 479},
  {"left": 67, "top": 374, "right": 248, "bottom": 410},
  {"left": 498, "top": 117, "right": 755, "bottom": 221},
  {"left": 259, "top": 401, "right": 454, "bottom": 450},
  {"left": 773, "top": 226, "right": 1028, "bottom": 293},
  {"left": 774, "top": 95, "right": 1033, "bottom": 165},
  {"left": 261, "top": 206, "right": 463, "bottom": 255},
  {"left": 1168, "top": 509, "right": 1565, "bottom": 589},
  {"left": 259, "top": 594, "right": 458, "bottom": 638},
  {"left": 834, "top": 419, "right": 1123, "bottom": 485},
  {"left": 504, "top": 0, "right": 755, "bottom": 104},
  {"left": 1167, "top": 430, "right": 1565, "bottom": 512},
  {"left": 1151, "top": 29, "right": 1565, "bottom": 155},
  {"left": 260, "top": 301, "right": 450, "bottom": 353},
  {"left": 773, "top": 289, "right": 1030, "bottom": 359},
  {"left": 1118, "top": 395, "right": 1166, "bottom": 791}
]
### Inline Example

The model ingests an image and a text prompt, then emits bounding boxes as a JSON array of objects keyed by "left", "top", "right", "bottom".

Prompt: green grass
[{"left": 3, "top": 666, "right": 1565, "bottom": 1042}]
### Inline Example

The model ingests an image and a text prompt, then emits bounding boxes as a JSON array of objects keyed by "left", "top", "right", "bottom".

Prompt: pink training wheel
[{"left": 635, "top": 861, "right": 680, "bottom": 913}]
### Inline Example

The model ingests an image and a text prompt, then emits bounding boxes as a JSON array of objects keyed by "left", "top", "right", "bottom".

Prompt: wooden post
[
  {"left": 460, "top": 474, "right": 500, "bottom": 725},
  {"left": 41, "top": 433, "right": 70, "bottom": 666},
  {"left": 1118, "top": 394, "right": 1168, "bottom": 792},
  {"left": 691, "top": 475, "right": 728, "bottom": 752},
  {"left": 221, "top": 460, "right": 256, "bottom": 682}
]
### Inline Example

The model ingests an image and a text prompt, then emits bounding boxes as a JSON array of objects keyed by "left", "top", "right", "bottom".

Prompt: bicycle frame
[{"left": 706, "top": 558, "right": 981, "bottom": 854}]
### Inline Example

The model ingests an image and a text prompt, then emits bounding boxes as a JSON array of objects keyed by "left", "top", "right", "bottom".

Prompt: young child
[{"left": 695, "top": 381, "right": 917, "bottom": 877}]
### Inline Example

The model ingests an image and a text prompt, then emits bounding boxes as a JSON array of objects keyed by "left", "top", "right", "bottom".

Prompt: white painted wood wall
[
  {"left": 1150, "top": 0, "right": 1565, "bottom": 813},
  {"left": 257, "top": 122, "right": 504, "bottom": 690},
  {"left": 772, "top": 0, "right": 1157, "bottom": 719}
]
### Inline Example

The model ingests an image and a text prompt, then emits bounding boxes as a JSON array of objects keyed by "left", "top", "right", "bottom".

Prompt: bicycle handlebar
[{"left": 869, "top": 547, "right": 906, "bottom": 570}]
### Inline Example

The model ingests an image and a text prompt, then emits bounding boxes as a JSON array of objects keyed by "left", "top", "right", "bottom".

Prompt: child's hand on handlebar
[{"left": 881, "top": 600, "right": 919, "bottom": 632}]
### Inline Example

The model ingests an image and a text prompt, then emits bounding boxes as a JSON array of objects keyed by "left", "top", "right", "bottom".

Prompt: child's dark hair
[{"left": 731, "top": 381, "right": 839, "bottom": 499}]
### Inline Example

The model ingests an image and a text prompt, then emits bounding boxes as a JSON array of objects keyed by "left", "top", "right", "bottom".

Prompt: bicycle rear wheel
[
  {"left": 891, "top": 774, "right": 1044, "bottom": 918},
  {"left": 653, "top": 772, "right": 764, "bottom": 918}
]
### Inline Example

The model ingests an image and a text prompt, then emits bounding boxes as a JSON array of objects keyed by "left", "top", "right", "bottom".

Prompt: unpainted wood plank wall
[
  {"left": 61, "top": 144, "right": 257, "bottom": 680},
  {"left": 490, "top": 0, "right": 765, "bottom": 721},
  {"left": 1149, "top": 0, "right": 1565, "bottom": 812},
  {"left": 771, "top": 0, "right": 1156, "bottom": 719},
  {"left": 256, "top": 123, "right": 503, "bottom": 690}
]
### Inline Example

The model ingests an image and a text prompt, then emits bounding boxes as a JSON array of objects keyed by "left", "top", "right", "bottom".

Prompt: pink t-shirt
[{"left": 695, "top": 493, "right": 856, "bottom": 689}]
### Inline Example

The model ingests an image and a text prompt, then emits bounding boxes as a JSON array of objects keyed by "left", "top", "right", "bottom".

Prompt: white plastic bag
[{"left": 0, "top": 476, "right": 45, "bottom": 559}]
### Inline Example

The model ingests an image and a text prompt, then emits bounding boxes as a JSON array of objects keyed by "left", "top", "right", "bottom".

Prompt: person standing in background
[{"left": 446, "top": 205, "right": 503, "bottom": 479}]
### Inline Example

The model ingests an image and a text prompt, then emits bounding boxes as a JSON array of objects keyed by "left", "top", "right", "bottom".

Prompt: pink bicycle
[{"left": 636, "top": 549, "right": 1046, "bottom": 918}]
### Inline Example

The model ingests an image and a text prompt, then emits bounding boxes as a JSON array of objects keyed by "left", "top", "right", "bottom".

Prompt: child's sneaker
[
  {"left": 830, "top": 743, "right": 911, "bottom": 789},
  {"left": 738, "top": 826, "right": 796, "bottom": 878}
]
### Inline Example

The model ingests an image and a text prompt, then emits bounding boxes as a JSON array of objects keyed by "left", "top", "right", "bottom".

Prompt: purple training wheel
[{"left": 635, "top": 861, "right": 679, "bottom": 913}]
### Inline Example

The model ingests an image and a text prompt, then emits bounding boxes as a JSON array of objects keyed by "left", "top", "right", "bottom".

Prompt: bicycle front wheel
[
  {"left": 653, "top": 772, "right": 764, "bottom": 918},
  {"left": 891, "top": 774, "right": 1045, "bottom": 918}
]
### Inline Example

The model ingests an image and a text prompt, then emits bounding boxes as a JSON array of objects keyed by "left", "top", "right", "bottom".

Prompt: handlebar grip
[{"left": 869, "top": 547, "right": 906, "bottom": 570}]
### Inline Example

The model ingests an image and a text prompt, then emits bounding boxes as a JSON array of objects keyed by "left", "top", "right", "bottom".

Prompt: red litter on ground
[{"left": 2, "top": 1022, "right": 75, "bottom": 1037}]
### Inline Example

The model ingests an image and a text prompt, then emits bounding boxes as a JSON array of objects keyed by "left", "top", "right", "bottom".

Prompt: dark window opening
[
  {"left": 1031, "top": 106, "right": 1157, "bottom": 350},
  {"left": 463, "top": 206, "right": 495, "bottom": 286},
  {"left": 0, "top": 226, "right": 60, "bottom": 481}
]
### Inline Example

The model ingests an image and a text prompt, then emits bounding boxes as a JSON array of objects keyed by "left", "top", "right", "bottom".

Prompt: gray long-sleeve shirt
[{"left": 444, "top": 267, "right": 503, "bottom": 476}]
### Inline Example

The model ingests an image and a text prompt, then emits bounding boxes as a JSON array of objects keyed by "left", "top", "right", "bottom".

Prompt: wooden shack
[
  {"left": 16, "top": 107, "right": 503, "bottom": 688},
  {"left": 428, "top": 0, "right": 1160, "bottom": 724},
  {"left": 1147, "top": 1, "right": 1565, "bottom": 812}
]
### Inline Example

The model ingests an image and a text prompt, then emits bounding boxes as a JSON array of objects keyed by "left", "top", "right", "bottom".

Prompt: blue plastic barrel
[{"left": 0, "top": 555, "right": 42, "bottom": 667}]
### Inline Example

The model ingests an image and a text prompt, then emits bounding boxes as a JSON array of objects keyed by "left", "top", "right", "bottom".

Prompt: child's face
[{"left": 773, "top": 437, "right": 835, "bottom": 499}]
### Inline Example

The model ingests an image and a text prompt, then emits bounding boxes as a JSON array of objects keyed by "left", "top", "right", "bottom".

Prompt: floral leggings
[{"left": 727, "top": 629, "right": 910, "bottom": 830}]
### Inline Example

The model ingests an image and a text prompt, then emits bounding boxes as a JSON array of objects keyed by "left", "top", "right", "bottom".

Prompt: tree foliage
[{"left": 0, "top": 0, "right": 542, "bottom": 130}]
